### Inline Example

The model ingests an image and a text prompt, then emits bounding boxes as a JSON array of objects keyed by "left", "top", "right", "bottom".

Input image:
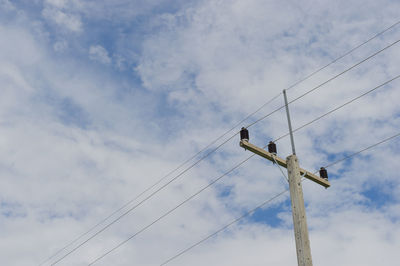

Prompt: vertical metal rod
[{"left": 283, "top": 89, "right": 296, "bottom": 155}]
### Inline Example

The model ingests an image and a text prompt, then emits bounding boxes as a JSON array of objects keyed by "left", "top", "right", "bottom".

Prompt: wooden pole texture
[{"left": 287, "top": 154, "right": 313, "bottom": 266}]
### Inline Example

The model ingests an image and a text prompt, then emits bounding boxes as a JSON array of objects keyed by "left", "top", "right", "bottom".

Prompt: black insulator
[
  {"left": 240, "top": 127, "right": 249, "bottom": 141},
  {"left": 268, "top": 141, "right": 277, "bottom": 154},
  {"left": 319, "top": 167, "right": 328, "bottom": 180}
]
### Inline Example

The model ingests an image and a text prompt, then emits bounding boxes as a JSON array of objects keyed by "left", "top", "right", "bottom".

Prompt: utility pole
[{"left": 239, "top": 90, "right": 330, "bottom": 266}]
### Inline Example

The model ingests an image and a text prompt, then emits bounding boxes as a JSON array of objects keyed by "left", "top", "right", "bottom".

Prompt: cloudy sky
[{"left": 1, "top": 0, "right": 400, "bottom": 265}]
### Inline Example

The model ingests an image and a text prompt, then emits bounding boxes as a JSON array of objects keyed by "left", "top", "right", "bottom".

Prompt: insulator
[
  {"left": 268, "top": 141, "right": 277, "bottom": 154},
  {"left": 319, "top": 167, "right": 328, "bottom": 180},
  {"left": 240, "top": 127, "right": 249, "bottom": 141}
]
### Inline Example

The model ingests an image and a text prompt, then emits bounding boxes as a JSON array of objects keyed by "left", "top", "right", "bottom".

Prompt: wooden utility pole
[
  {"left": 239, "top": 90, "right": 330, "bottom": 266},
  {"left": 287, "top": 154, "right": 312, "bottom": 266}
]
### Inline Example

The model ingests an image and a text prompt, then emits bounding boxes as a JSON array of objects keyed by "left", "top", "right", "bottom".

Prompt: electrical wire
[
  {"left": 241, "top": 18, "right": 400, "bottom": 130},
  {"left": 77, "top": 115, "right": 400, "bottom": 265},
  {"left": 50, "top": 134, "right": 237, "bottom": 265},
  {"left": 38, "top": 146, "right": 223, "bottom": 266},
  {"left": 41, "top": 20, "right": 400, "bottom": 266},
  {"left": 284, "top": 19, "right": 400, "bottom": 93},
  {"left": 267, "top": 17, "right": 400, "bottom": 98},
  {"left": 159, "top": 189, "right": 289, "bottom": 266},
  {"left": 158, "top": 132, "right": 400, "bottom": 265},
  {"left": 246, "top": 38, "right": 400, "bottom": 129},
  {"left": 323, "top": 131, "right": 400, "bottom": 169},
  {"left": 273, "top": 73, "right": 400, "bottom": 142},
  {"left": 40, "top": 50, "right": 282, "bottom": 266},
  {"left": 272, "top": 155, "right": 289, "bottom": 182},
  {"left": 87, "top": 153, "right": 258, "bottom": 265},
  {"left": 49, "top": 36, "right": 400, "bottom": 265},
  {"left": 87, "top": 141, "right": 297, "bottom": 265},
  {"left": 38, "top": 133, "right": 234, "bottom": 266}
]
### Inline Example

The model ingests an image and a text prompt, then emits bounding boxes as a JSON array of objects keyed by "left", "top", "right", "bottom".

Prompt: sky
[{"left": 1, "top": 0, "right": 400, "bottom": 265}]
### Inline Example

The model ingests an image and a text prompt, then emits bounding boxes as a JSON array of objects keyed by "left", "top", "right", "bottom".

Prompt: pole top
[{"left": 283, "top": 89, "right": 296, "bottom": 155}]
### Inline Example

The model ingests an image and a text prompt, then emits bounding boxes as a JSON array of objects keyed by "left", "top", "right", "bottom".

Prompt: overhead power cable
[
  {"left": 41, "top": 20, "right": 400, "bottom": 265},
  {"left": 39, "top": 137, "right": 235, "bottom": 266},
  {"left": 88, "top": 115, "right": 400, "bottom": 265},
  {"left": 159, "top": 132, "right": 400, "bottom": 265},
  {"left": 159, "top": 189, "right": 289, "bottom": 266},
  {"left": 273, "top": 74, "right": 400, "bottom": 142},
  {"left": 90, "top": 95, "right": 400, "bottom": 265},
  {"left": 87, "top": 153, "right": 259, "bottom": 265},
  {"left": 236, "top": 18, "right": 400, "bottom": 130},
  {"left": 323, "top": 131, "right": 400, "bottom": 169},
  {"left": 86, "top": 82, "right": 400, "bottom": 264},
  {"left": 65, "top": 81, "right": 400, "bottom": 265},
  {"left": 284, "top": 19, "right": 400, "bottom": 93},
  {"left": 39, "top": 151, "right": 218, "bottom": 266},
  {"left": 246, "top": 37, "right": 400, "bottom": 129},
  {"left": 49, "top": 134, "right": 237, "bottom": 266}
]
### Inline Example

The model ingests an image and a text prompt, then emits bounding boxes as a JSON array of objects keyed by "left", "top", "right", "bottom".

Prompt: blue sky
[{"left": 1, "top": 0, "right": 400, "bottom": 265}]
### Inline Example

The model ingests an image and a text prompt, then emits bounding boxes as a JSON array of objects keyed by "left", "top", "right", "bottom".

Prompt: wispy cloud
[
  {"left": 89, "top": 45, "right": 111, "bottom": 64},
  {"left": 42, "top": 7, "right": 83, "bottom": 32}
]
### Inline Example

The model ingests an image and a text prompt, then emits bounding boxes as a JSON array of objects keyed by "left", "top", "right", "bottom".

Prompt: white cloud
[
  {"left": 53, "top": 40, "right": 68, "bottom": 52},
  {"left": 0, "top": 0, "right": 15, "bottom": 10},
  {"left": 45, "top": 0, "right": 70, "bottom": 9},
  {"left": 1, "top": 1, "right": 400, "bottom": 266},
  {"left": 42, "top": 7, "right": 83, "bottom": 32},
  {"left": 89, "top": 45, "right": 112, "bottom": 64}
]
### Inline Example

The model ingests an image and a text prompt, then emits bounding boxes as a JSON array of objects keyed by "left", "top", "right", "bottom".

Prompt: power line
[
  {"left": 90, "top": 110, "right": 400, "bottom": 265},
  {"left": 60, "top": 68, "right": 400, "bottom": 264},
  {"left": 38, "top": 155, "right": 210, "bottom": 266},
  {"left": 246, "top": 37, "right": 400, "bottom": 129},
  {"left": 41, "top": 53, "right": 282, "bottom": 266},
  {"left": 38, "top": 133, "right": 233, "bottom": 266},
  {"left": 323, "top": 131, "right": 400, "bottom": 169},
  {"left": 50, "top": 35, "right": 400, "bottom": 266},
  {"left": 88, "top": 96, "right": 400, "bottom": 265},
  {"left": 118, "top": 33, "right": 400, "bottom": 263},
  {"left": 158, "top": 132, "right": 400, "bottom": 265},
  {"left": 89, "top": 82, "right": 400, "bottom": 264},
  {"left": 41, "top": 93, "right": 282, "bottom": 266},
  {"left": 87, "top": 153, "right": 259, "bottom": 265},
  {"left": 284, "top": 19, "right": 400, "bottom": 93},
  {"left": 159, "top": 189, "right": 289, "bottom": 266},
  {"left": 41, "top": 20, "right": 400, "bottom": 265},
  {"left": 273, "top": 74, "right": 400, "bottom": 142},
  {"left": 240, "top": 18, "right": 400, "bottom": 130},
  {"left": 49, "top": 134, "right": 237, "bottom": 266},
  {"left": 49, "top": 35, "right": 400, "bottom": 266}
]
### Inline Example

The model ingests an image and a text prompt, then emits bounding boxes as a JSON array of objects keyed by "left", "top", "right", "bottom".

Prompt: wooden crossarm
[{"left": 240, "top": 140, "right": 330, "bottom": 188}]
